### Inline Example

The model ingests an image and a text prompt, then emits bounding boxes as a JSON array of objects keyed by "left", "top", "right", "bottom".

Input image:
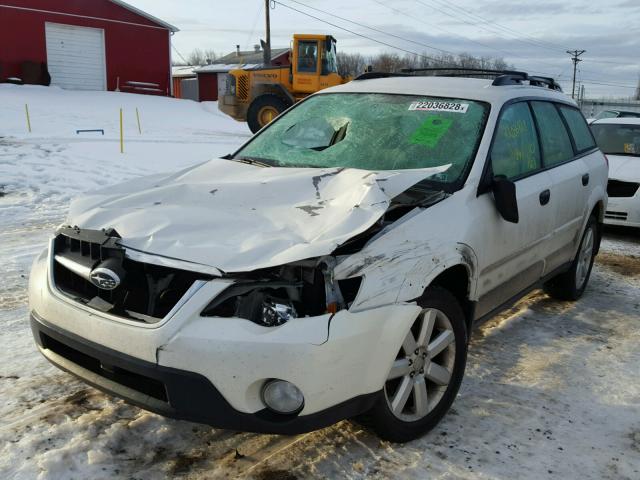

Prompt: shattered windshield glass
[{"left": 234, "top": 93, "right": 489, "bottom": 184}]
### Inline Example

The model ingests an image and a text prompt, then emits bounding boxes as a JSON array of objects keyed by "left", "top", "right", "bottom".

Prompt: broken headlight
[{"left": 200, "top": 260, "right": 362, "bottom": 327}]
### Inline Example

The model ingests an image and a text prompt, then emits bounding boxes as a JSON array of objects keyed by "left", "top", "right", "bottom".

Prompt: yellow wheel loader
[{"left": 219, "top": 34, "right": 350, "bottom": 133}]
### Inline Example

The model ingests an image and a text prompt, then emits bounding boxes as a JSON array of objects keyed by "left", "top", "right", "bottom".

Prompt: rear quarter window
[
  {"left": 559, "top": 106, "right": 596, "bottom": 152},
  {"left": 531, "top": 101, "right": 574, "bottom": 167}
]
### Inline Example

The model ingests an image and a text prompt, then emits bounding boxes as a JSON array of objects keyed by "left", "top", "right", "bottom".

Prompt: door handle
[
  {"left": 539, "top": 189, "right": 551, "bottom": 205},
  {"left": 582, "top": 173, "right": 590, "bottom": 186}
]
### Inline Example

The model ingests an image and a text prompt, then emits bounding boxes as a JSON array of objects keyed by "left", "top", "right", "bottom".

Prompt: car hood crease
[{"left": 66, "top": 160, "right": 448, "bottom": 273}]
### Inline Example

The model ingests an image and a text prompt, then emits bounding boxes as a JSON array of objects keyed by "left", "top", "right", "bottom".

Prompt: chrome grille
[{"left": 52, "top": 227, "right": 208, "bottom": 323}]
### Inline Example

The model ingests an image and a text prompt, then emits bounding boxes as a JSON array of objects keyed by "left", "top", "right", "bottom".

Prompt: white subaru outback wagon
[{"left": 29, "top": 71, "right": 608, "bottom": 442}]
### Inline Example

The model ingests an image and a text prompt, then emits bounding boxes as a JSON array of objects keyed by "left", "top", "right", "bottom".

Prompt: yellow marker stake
[
  {"left": 136, "top": 107, "right": 142, "bottom": 135},
  {"left": 25, "top": 104, "right": 32, "bottom": 133},
  {"left": 119, "top": 108, "right": 124, "bottom": 153}
]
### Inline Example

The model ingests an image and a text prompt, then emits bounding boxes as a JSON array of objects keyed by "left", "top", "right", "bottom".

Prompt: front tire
[
  {"left": 544, "top": 215, "right": 598, "bottom": 301},
  {"left": 366, "top": 287, "right": 468, "bottom": 443},
  {"left": 247, "top": 94, "right": 290, "bottom": 133}
]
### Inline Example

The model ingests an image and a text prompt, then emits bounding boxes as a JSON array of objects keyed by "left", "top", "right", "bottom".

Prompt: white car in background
[
  {"left": 29, "top": 71, "right": 607, "bottom": 442},
  {"left": 591, "top": 118, "right": 640, "bottom": 227},
  {"left": 587, "top": 109, "right": 640, "bottom": 124}
]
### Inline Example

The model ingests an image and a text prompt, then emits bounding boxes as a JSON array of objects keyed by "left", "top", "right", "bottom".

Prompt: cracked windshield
[{"left": 235, "top": 93, "right": 489, "bottom": 184}]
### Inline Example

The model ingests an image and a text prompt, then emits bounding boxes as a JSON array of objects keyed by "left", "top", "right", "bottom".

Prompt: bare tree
[
  {"left": 336, "top": 50, "right": 513, "bottom": 78},
  {"left": 186, "top": 48, "right": 219, "bottom": 66},
  {"left": 337, "top": 52, "right": 367, "bottom": 78},
  {"left": 635, "top": 73, "right": 640, "bottom": 101}
]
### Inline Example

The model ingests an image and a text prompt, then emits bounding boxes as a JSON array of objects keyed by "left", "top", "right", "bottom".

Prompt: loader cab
[{"left": 292, "top": 34, "right": 342, "bottom": 93}]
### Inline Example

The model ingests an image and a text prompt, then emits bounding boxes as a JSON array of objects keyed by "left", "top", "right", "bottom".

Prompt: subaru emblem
[{"left": 89, "top": 268, "right": 121, "bottom": 290}]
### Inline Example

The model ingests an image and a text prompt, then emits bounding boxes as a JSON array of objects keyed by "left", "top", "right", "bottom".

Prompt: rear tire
[
  {"left": 365, "top": 287, "right": 468, "bottom": 443},
  {"left": 247, "top": 94, "right": 290, "bottom": 133},
  {"left": 544, "top": 215, "right": 598, "bottom": 301}
]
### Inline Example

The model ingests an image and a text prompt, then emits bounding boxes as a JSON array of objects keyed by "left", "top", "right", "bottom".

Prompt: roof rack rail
[
  {"left": 353, "top": 71, "right": 413, "bottom": 81},
  {"left": 401, "top": 67, "right": 527, "bottom": 76},
  {"left": 399, "top": 67, "right": 563, "bottom": 91}
]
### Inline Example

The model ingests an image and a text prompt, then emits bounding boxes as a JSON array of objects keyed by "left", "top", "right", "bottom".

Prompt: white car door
[
  {"left": 472, "top": 101, "right": 555, "bottom": 319},
  {"left": 529, "top": 101, "right": 586, "bottom": 273},
  {"left": 556, "top": 103, "right": 606, "bottom": 221}
]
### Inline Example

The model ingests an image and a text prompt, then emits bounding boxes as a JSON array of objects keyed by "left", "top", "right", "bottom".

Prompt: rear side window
[
  {"left": 531, "top": 101, "right": 574, "bottom": 166},
  {"left": 491, "top": 102, "right": 541, "bottom": 180},
  {"left": 559, "top": 106, "right": 596, "bottom": 152}
]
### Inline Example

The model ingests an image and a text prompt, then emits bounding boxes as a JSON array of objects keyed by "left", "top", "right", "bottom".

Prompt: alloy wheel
[
  {"left": 575, "top": 226, "right": 595, "bottom": 289},
  {"left": 384, "top": 308, "right": 456, "bottom": 422}
]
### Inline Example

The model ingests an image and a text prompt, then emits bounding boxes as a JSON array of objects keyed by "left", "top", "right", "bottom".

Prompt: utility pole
[
  {"left": 261, "top": 0, "right": 272, "bottom": 67},
  {"left": 567, "top": 49, "right": 586, "bottom": 99}
]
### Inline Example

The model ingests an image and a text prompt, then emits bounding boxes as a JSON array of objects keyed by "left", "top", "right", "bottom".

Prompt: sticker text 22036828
[{"left": 408, "top": 101, "right": 469, "bottom": 113}]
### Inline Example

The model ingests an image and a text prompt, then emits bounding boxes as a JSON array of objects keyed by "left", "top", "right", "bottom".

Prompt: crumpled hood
[
  {"left": 67, "top": 159, "right": 447, "bottom": 273},
  {"left": 608, "top": 155, "right": 640, "bottom": 182}
]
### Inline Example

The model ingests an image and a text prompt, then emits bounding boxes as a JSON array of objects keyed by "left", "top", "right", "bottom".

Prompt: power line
[
  {"left": 424, "top": 0, "right": 568, "bottom": 53},
  {"left": 273, "top": 0, "right": 635, "bottom": 91},
  {"left": 409, "top": 0, "right": 635, "bottom": 83},
  {"left": 243, "top": 1, "right": 264, "bottom": 51},
  {"left": 575, "top": 79, "right": 639, "bottom": 90},
  {"left": 282, "top": 0, "right": 455, "bottom": 56},
  {"left": 171, "top": 43, "right": 189, "bottom": 65},
  {"left": 272, "top": 1, "right": 440, "bottom": 61},
  {"left": 580, "top": 58, "right": 635, "bottom": 67},
  {"left": 372, "top": 0, "right": 564, "bottom": 73}
]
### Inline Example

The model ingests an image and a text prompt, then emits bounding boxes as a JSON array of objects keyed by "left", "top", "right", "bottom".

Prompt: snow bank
[
  {"left": 0, "top": 85, "right": 251, "bottom": 229},
  {"left": 0, "top": 84, "right": 249, "bottom": 140}
]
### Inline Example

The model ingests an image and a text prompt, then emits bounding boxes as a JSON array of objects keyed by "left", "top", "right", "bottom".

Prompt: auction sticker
[{"left": 409, "top": 101, "right": 469, "bottom": 113}]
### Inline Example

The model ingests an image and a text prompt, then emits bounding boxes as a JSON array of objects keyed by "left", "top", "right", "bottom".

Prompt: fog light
[{"left": 261, "top": 379, "right": 304, "bottom": 414}]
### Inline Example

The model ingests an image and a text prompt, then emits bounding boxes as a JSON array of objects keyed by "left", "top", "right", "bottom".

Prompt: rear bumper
[{"left": 31, "top": 312, "right": 379, "bottom": 434}]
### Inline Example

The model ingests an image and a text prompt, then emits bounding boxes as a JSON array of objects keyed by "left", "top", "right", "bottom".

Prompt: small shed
[
  {"left": 0, "top": 0, "right": 178, "bottom": 95},
  {"left": 172, "top": 65, "right": 198, "bottom": 100}
]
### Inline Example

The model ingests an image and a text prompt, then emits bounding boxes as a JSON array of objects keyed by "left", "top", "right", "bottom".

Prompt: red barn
[{"left": 0, "top": 0, "right": 178, "bottom": 95}]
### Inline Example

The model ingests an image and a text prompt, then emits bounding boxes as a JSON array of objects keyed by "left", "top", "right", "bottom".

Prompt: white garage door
[{"left": 45, "top": 22, "right": 106, "bottom": 91}]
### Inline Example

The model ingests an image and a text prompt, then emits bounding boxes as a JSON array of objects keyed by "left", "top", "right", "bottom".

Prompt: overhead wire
[
  {"left": 423, "top": 0, "right": 568, "bottom": 53},
  {"left": 413, "top": 0, "right": 636, "bottom": 82},
  {"left": 272, "top": 0, "right": 441, "bottom": 61},
  {"left": 371, "top": 0, "right": 565, "bottom": 73},
  {"left": 171, "top": 44, "right": 189, "bottom": 65},
  {"left": 243, "top": 1, "right": 265, "bottom": 51},
  {"left": 272, "top": 0, "right": 635, "bottom": 91},
  {"left": 281, "top": 0, "right": 456, "bottom": 56}
]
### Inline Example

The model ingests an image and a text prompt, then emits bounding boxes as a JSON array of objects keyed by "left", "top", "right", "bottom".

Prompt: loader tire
[{"left": 247, "top": 94, "right": 290, "bottom": 133}]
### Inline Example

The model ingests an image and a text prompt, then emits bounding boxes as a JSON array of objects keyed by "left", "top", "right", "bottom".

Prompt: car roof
[
  {"left": 591, "top": 117, "right": 640, "bottom": 125},
  {"left": 321, "top": 76, "right": 574, "bottom": 107}
]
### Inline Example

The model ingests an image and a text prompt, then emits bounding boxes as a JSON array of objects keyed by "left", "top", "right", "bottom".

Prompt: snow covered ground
[{"left": 1, "top": 85, "right": 639, "bottom": 480}]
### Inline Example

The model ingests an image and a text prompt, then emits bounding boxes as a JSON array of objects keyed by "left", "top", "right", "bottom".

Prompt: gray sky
[{"left": 130, "top": 0, "right": 639, "bottom": 97}]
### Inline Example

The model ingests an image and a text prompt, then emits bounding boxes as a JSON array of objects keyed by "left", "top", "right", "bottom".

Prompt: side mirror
[{"left": 492, "top": 176, "right": 519, "bottom": 223}]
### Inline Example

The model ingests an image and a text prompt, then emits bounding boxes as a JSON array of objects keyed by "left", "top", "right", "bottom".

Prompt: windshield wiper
[{"left": 231, "top": 156, "right": 273, "bottom": 167}]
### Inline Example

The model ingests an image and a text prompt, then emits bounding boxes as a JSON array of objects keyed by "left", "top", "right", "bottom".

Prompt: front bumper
[
  {"left": 31, "top": 313, "right": 379, "bottom": 434},
  {"left": 29, "top": 247, "right": 422, "bottom": 430},
  {"left": 604, "top": 196, "right": 640, "bottom": 228}
]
